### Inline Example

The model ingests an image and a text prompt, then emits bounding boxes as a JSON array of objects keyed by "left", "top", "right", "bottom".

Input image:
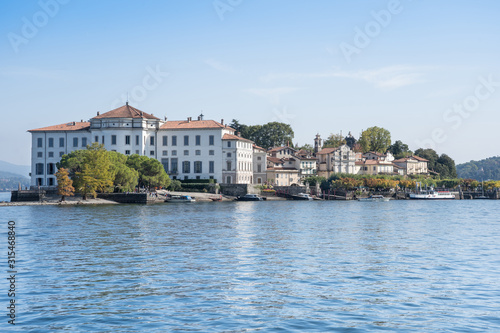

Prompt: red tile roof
[
  {"left": 222, "top": 133, "right": 254, "bottom": 142},
  {"left": 267, "top": 157, "right": 284, "bottom": 164},
  {"left": 393, "top": 156, "right": 429, "bottom": 163},
  {"left": 161, "top": 119, "right": 231, "bottom": 130},
  {"left": 93, "top": 104, "right": 160, "bottom": 120},
  {"left": 268, "top": 146, "right": 296, "bottom": 153},
  {"left": 29, "top": 121, "right": 90, "bottom": 132},
  {"left": 253, "top": 144, "right": 266, "bottom": 151}
]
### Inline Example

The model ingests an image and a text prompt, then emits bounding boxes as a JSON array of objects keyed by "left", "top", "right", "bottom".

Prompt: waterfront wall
[
  {"left": 11, "top": 190, "right": 46, "bottom": 202},
  {"left": 220, "top": 184, "right": 260, "bottom": 197},
  {"left": 97, "top": 193, "right": 151, "bottom": 204}
]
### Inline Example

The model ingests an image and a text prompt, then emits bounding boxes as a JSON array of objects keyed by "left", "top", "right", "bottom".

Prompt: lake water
[{"left": 1, "top": 200, "right": 500, "bottom": 332}]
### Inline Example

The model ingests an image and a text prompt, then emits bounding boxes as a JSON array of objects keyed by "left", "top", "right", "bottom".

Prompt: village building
[
  {"left": 252, "top": 145, "right": 267, "bottom": 184},
  {"left": 316, "top": 144, "right": 357, "bottom": 178},
  {"left": 393, "top": 156, "right": 429, "bottom": 175},
  {"left": 266, "top": 157, "right": 300, "bottom": 186}
]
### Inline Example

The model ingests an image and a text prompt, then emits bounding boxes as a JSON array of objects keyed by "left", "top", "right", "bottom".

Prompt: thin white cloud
[
  {"left": 204, "top": 59, "right": 236, "bottom": 73},
  {"left": 261, "top": 65, "right": 428, "bottom": 90}
]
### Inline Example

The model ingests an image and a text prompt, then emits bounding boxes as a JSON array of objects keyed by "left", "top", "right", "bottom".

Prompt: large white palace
[{"left": 28, "top": 103, "right": 256, "bottom": 188}]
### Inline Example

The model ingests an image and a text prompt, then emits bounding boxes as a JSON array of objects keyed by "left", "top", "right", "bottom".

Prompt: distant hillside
[
  {"left": 457, "top": 156, "right": 500, "bottom": 180},
  {"left": 0, "top": 171, "right": 30, "bottom": 191},
  {"left": 0, "top": 160, "right": 31, "bottom": 178}
]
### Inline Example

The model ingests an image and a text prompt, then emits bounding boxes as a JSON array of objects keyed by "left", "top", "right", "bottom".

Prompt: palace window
[
  {"left": 182, "top": 161, "right": 190, "bottom": 173},
  {"left": 209, "top": 135, "right": 214, "bottom": 145},
  {"left": 194, "top": 161, "right": 202, "bottom": 173}
]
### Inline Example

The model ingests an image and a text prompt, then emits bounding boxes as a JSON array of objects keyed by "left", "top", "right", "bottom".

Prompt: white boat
[
  {"left": 358, "top": 195, "right": 390, "bottom": 202},
  {"left": 291, "top": 193, "right": 313, "bottom": 201},
  {"left": 165, "top": 195, "right": 195, "bottom": 203}
]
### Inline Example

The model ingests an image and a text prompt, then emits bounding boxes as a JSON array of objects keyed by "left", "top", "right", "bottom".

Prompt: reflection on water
[{"left": 1, "top": 200, "right": 500, "bottom": 332}]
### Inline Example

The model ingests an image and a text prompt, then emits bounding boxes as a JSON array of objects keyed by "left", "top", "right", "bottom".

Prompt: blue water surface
[{"left": 1, "top": 200, "right": 499, "bottom": 332}]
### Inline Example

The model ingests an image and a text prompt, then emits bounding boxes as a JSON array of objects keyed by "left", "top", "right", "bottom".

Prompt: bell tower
[{"left": 314, "top": 133, "right": 322, "bottom": 154}]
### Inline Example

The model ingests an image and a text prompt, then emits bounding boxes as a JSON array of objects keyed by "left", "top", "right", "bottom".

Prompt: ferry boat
[{"left": 409, "top": 185, "right": 455, "bottom": 200}]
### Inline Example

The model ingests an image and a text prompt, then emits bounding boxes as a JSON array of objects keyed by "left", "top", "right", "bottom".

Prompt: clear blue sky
[{"left": 1, "top": 0, "right": 499, "bottom": 165}]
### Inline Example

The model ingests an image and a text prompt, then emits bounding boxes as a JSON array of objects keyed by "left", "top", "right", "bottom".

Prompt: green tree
[
  {"left": 358, "top": 126, "right": 391, "bottom": 153},
  {"left": 298, "top": 144, "right": 314, "bottom": 153},
  {"left": 229, "top": 119, "right": 249, "bottom": 137},
  {"left": 388, "top": 140, "right": 412, "bottom": 159},
  {"left": 57, "top": 149, "right": 86, "bottom": 180},
  {"left": 168, "top": 179, "right": 182, "bottom": 191},
  {"left": 108, "top": 151, "right": 139, "bottom": 192},
  {"left": 126, "top": 154, "right": 170, "bottom": 189},
  {"left": 55, "top": 167, "right": 74, "bottom": 201},
  {"left": 323, "top": 133, "right": 346, "bottom": 148},
  {"left": 76, "top": 143, "right": 114, "bottom": 198},
  {"left": 303, "top": 176, "right": 326, "bottom": 186}
]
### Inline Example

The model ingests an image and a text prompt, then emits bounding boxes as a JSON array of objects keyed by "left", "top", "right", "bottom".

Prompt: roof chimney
[
  {"left": 221, "top": 119, "right": 224, "bottom": 125},
  {"left": 97, "top": 111, "right": 100, "bottom": 116},
  {"left": 237, "top": 132, "right": 241, "bottom": 137},
  {"left": 187, "top": 117, "right": 192, "bottom": 123},
  {"left": 164, "top": 116, "right": 167, "bottom": 121},
  {"left": 80, "top": 119, "right": 83, "bottom": 122},
  {"left": 73, "top": 121, "right": 76, "bottom": 125},
  {"left": 197, "top": 115, "right": 201, "bottom": 121}
]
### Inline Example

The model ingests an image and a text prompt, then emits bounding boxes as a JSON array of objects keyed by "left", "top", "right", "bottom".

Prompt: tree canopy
[
  {"left": 229, "top": 119, "right": 294, "bottom": 149},
  {"left": 358, "top": 126, "right": 391, "bottom": 153},
  {"left": 388, "top": 140, "right": 413, "bottom": 159},
  {"left": 322, "top": 134, "right": 346, "bottom": 148}
]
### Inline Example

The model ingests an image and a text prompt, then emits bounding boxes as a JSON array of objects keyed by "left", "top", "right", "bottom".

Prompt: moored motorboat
[
  {"left": 358, "top": 195, "right": 390, "bottom": 202},
  {"left": 291, "top": 193, "right": 313, "bottom": 200},
  {"left": 236, "top": 194, "right": 265, "bottom": 201},
  {"left": 165, "top": 195, "right": 195, "bottom": 203}
]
